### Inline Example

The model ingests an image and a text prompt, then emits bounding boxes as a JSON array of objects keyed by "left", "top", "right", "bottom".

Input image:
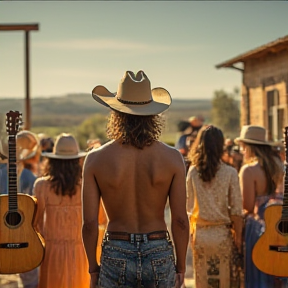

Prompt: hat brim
[
  {"left": 92, "top": 86, "right": 172, "bottom": 116},
  {"left": 235, "top": 137, "right": 273, "bottom": 146},
  {"left": 41, "top": 151, "right": 87, "bottom": 159},
  {"left": 20, "top": 150, "right": 37, "bottom": 161}
]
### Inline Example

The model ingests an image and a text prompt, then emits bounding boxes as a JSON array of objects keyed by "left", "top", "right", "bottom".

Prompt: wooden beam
[
  {"left": 0, "top": 24, "right": 39, "bottom": 31},
  {"left": 0, "top": 23, "right": 39, "bottom": 130}
]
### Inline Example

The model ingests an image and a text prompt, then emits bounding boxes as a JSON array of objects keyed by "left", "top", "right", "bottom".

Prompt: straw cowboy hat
[
  {"left": 92, "top": 70, "right": 172, "bottom": 116},
  {"left": 235, "top": 125, "right": 271, "bottom": 145},
  {"left": 16, "top": 130, "right": 40, "bottom": 161},
  {"left": 42, "top": 133, "right": 86, "bottom": 159}
]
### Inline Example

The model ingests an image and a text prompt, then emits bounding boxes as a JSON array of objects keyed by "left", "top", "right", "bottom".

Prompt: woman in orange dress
[{"left": 34, "top": 133, "right": 89, "bottom": 288}]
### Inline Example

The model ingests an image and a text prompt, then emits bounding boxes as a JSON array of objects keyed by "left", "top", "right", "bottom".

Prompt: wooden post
[
  {"left": 25, "top": 31, "right": 30, "bottom": 130},
  {"left": 0, "top": 23, "right": 39, "bottom": 130}
]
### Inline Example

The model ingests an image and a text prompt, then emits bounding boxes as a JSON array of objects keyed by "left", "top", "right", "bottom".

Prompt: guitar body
[
  {"left": 252, "top": 204, "right": 288, "bottom": 277},
  {"left": 0, "top": 193, "right": 45, "bottom": 274}
]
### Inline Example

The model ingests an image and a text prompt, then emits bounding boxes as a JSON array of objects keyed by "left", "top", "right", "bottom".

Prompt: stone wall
[{"left": 240, "top": 49, "right": 288, "bottom": 135}]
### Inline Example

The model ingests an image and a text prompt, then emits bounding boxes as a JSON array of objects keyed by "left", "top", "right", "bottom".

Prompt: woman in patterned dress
[{"left": 186, "top": 125, "right": 243, "bottom": 288}]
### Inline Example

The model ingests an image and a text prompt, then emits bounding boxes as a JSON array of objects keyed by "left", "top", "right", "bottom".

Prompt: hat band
[{"left": 117, "top": 97, "right": 152, "bottom": 105}]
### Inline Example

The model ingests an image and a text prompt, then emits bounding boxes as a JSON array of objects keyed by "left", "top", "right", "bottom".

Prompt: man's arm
[
  {"left": 169, "top": 151, "right": 190, "bottom": 276},
  {"left": 81, "top": 153, "right": 101, "bottom": 283}
]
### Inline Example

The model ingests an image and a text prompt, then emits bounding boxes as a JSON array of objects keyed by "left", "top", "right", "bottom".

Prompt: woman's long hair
[
  {"left": 106, "top": 110, "right": 164, "bottom": 149},
  {"left": 188, "top": 125, "right": 224, "bottom": 182},
  {"left": 244, "top": 144, "right": 283, "bottom": 195},
  {"left": 42, "top": 158, "right": 82, "bottom": 197}
]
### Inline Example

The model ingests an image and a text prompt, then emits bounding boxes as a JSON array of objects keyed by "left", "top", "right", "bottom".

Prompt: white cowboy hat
[
  {"left": 16, "top": 130, "right": 40, "bottom": 161},
  {"left": 235, "top": 125, "right": 271, "bottom": 145},
  {"left": 92, "top": 70, "right": 172, "bottom": 116},
  {"left": 42, "top": 133, "right": 86, "bottom": 159}
]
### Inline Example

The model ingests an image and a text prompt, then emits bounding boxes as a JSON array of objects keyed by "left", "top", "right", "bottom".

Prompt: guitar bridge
[
  {"left": 0, "top": 243, "right": 28, "bottom": 249},
  {"left": 270, "top": 245, "right": 288, "bottom": 252}
]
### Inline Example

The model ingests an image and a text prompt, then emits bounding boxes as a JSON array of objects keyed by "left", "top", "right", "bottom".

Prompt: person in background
[
  {"left": 0, "top": 138, "right": 8, "bottom": 195},
  {"left": 33, "top": 133, "right": 89, "bottom": 288},
  {"left": 82, "top": 70, "right": 189, "bottom": 288},
  {"left": 175, "top": 116, "right": 204, "bottom": 158},
  {"left": 16, "top": 130, "right": 42, "bottom": 288},
  {"left": 236, "top": 125, "right": 286, "bottom": 288},
  {"left": 38, "top": 134, "right": 55, "bottom": 175},
  {"left": 186, "top": 125, "right": 243, "bottom": 288},
  {"left": 39, "top": 137, "right": 54, "bottom": 153},
  {"left": 17, "top": 130, "right": 42, "bottom": 194}
]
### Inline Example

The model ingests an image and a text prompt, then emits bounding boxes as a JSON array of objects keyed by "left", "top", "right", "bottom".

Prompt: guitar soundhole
[
  {"left": 277, "top": 220, "right": 288, "bottom": 235},
  {"left": 5, "top": 211, "right": 22, "bottom": 228}
]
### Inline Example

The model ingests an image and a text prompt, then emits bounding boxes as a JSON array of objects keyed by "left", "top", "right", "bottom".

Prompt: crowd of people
[{"left": 0, "top": 70, "right": 287, "bottom": 288}]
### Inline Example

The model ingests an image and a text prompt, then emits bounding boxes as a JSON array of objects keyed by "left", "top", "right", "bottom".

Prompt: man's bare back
[
  {"left": 85, "top": 139, "right": 186, "bottom": 233},
  {"left": 82, "top": 70, "right": 189, "bottom": 288}
]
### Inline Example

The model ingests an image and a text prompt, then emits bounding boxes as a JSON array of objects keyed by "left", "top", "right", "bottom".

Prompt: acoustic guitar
[
  {"left": 252, "top": 126, "right": 288, "bottom": 277},
  {"left": 0, "top": 110, "right": 45, "bottom": 274}
]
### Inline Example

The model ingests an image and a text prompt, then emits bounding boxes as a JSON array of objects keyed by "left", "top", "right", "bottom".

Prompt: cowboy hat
[
  {"left": 235, "top": 125, "right": 271, "bottom": 145},
  {"left": 92, "top": 70, "right": 172, "bottom": 116},
  {"left": 16, "top": 130, "right": 40, "bottom": 161},
  {"left": 42, "top": 133, "right": 86, "bottom": 159}
]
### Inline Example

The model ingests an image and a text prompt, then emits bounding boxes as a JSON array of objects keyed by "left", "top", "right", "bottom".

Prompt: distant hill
[{"left": 0, "top": 93, "right": 212, "bottom": 144}]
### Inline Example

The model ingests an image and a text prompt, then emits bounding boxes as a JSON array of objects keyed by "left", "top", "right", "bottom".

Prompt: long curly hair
[
  {"left": 188, "top": 125, "right": 224, "bottom": 182},
  {"left": 42, "top": 158, "right": 82, "bottom": 197},
  {"left": 106, "top": 110, "right": 164, "bottom": 149},
  {"left": 243, "top": 143, "right": 283, "bottom": 195}
]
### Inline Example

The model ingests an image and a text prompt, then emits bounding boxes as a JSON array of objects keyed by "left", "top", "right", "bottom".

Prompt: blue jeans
[{"left": 99, "top": 233, "right": 176, "bottom": 288}]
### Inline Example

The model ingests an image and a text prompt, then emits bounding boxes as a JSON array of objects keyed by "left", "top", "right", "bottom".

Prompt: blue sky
[{"left": 0, "top": 1, "right": 288, "bottom": 100}]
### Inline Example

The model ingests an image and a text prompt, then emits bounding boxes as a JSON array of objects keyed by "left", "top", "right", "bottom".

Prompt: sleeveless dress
[
  {"left": 34, "top": 178, "right": 89, "bottom": 288},
  {"left": 245, "top": 194, "right": 288, "bottom": 288}
]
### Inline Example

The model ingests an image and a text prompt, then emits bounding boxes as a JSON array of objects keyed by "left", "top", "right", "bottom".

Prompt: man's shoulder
[{"left": 157, "top": 141, "right": 183, "bottom": 155}]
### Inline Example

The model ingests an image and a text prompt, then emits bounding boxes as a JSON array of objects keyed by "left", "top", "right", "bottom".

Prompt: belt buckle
[{"left": 135, "top": 234, "right": 142, "bottom": 242}]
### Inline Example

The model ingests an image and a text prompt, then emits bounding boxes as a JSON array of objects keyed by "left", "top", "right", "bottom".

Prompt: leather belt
[{"left": 105, "top": 230, "right": 169, "bottom": 242}]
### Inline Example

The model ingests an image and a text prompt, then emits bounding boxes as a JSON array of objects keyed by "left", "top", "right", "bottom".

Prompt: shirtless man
[{"left": 82, "top": 71, "right": 189, "bottom": 288}]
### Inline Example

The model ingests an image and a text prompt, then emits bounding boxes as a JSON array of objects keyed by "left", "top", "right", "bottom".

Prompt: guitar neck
[
  {"left": 283, "top": 126, "right": 288, "bottom": 220},
  {"left": 8, "top": 135, "right": 18, "bottom": 211}
]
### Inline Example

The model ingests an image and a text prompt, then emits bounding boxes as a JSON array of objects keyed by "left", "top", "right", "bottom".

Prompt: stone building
[{"left": 216, "top": 35, "right": 288, "bottom": 141}]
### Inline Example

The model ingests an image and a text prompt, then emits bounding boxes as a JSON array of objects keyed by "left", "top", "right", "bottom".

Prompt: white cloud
[{"left": 34, "top": 38, "right": 205, "bottom": 53}]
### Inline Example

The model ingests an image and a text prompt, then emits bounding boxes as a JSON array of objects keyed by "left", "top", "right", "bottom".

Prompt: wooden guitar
[
  {"left": 252, "top": 126, "right": 288, "bottom": 277},
  {"left": 0, "top": 110, "right": 45, "bottom": 274}
]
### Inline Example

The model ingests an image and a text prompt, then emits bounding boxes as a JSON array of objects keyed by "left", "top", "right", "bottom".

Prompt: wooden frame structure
[{"left": 0, "top": 23, "right": 39, "bottom": 130}]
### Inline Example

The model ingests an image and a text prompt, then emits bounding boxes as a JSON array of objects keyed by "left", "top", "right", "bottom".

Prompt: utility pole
[{"left": 0, "top": 23, "right": 39, "bottom": 130}]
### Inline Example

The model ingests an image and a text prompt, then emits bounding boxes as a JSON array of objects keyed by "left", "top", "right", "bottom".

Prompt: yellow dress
[
  {"left": 186, "top": 162, "right": 243, "bottom": 288},
  {"left": 34, "top": 177, "right": 90, "bottom": 288}
]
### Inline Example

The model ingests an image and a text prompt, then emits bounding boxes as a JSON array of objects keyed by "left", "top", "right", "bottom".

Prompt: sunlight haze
[{"left": 0, "top": 1, "right": 288, "bottom": 100}]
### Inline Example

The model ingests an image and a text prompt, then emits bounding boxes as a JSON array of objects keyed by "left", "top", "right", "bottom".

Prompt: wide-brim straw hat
[
  {"left": 235, "top": 125, "right": 272, "bottom": 145},
  {"left": 16, "top": 130, "right": 40, "bottom": 161},
  {"left": 42, "top": 133, "right": 86, "bottom": 159},
  {"left": 92, "top": 70, "right": 172, "bottom": 116}
]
